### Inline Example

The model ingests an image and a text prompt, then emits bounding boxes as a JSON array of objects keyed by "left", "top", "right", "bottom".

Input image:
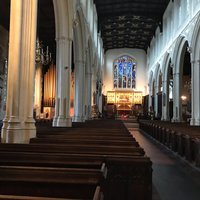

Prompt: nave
[{"left": 125, "top": 121, "right": 200, "bottom": 200}]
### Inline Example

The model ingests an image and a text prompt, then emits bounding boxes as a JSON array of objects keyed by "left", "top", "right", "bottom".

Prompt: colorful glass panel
[{"left": 113, "top": 55, "right": 136, "bottom": 89}]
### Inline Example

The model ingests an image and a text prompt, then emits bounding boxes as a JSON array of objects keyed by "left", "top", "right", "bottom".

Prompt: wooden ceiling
[
  {"left": 0, "top": 0, "right": 170, "bottom": 58},
  {"left": 94, "top": 0, "right": 170, "bottom": 51}
]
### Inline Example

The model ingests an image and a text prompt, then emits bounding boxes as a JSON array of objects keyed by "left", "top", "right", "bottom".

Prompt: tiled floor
[{"left": 124, "top": 122, "right": 200, "bottom": 200}]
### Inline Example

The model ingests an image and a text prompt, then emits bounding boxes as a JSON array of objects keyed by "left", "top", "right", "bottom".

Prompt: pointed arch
[
  {"left": 86, "top": 36, "right": 93, "bottom": 74},
  {"left": 73, "top": 6, "right": 87, "bottom": 62},
  {"left": 53, "top": 0, "right": 72, "bottom": 40},
  {"left": 73, "top": 14, "right": 84, "bottom": 62},
  {"left": 172, "top": 36, "right": 188, "bottom": 75},
  {"left": 191, "top": 14, "right": 200, "bottom": 62},
  {"left": 153, "top": 63, "right": 160, "bottom": 84},
  {"left": 148, "top": 70, "right": 154, "bottom": 94},
  {"left": 162, "top": 52, "right": 172, "bottom": 82}
]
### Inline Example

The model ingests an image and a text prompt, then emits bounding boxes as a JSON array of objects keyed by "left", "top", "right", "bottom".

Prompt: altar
[{"left": 106, "top": 91, "right": 142, "bottom": 115}]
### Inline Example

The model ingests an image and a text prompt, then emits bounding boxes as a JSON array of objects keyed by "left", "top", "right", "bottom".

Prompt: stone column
[
  {"left": 154, "top": 84, "right": 159, "bottom": 118},
  {"left": 190, "top": 60, "right": 200, "bottom": 126},
  {"left": 148, "top": 84, "right": 152, "bottom": 112},
  {"left": 172, "top": 72, "right": 182, "bottom": 122},
  {"left": 73, "top": 60, "right": 85, "bottom": 122},
  {"left": 92, "top": 70, "right": 97, "bottom": 105},
  {"left": 85, "top": 72, "right": 92, "bottom": 120},
  {"left": 161, "top": 80, "right": 170, "bottom": 121},
  {"left": 1, "top": 0, "right": 37, "bottom": 143},
  {"left": 53, "top": 37, "right": 72, "bottom": 127},
  {"left": 34, "top": 63, "right": 43, "bottom": 118}
]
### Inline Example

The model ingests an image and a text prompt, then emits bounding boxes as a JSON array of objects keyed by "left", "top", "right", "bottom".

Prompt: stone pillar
[
  {"left": 34, "top": 63, "right": 43, "bottom": 118},
  {"left": 161, "top": 80, "right": 170, "bottom": 121},
  {"left": 190, "top": 60, "right": 200, "bottom": 125},
  {"left": 92, "top": 71, "right": 97, "bottom": 105},
  {"left": 73, "top": 60, "right": 85, "bottom": 122},
  {"left": 154, "top": 84, "right": 159, "bottom": 118},
  {"left": 1, "top": 0, "right": 37, "bottom": 143},
  {"left": 53, "top": 37, "right": 72, "bottom": 127},
  {"left": 172, "top": 72, "right": 182, "bottom": 122},
  {"left": 148, "top": 85, "right": 152, "bottom": 112},
  {"left": 85, "top": 72, "right": 92, "bottom": 120}
]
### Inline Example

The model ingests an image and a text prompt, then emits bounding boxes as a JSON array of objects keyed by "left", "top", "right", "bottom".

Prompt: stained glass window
[{"left": 113, "top": 55, "right": 136, "bottom": 89}]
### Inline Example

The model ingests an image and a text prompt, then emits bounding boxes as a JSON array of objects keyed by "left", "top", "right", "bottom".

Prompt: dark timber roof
[
  {"left": 94, "top": 0, "right": 170, "bottom": 51},
  {"left": 0, "top": 0, "right": 170, "bottom": 57}
]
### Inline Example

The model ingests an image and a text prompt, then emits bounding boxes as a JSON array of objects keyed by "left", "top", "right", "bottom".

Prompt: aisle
[{"left": 124, "top": 122, "right": 200, "bottom": 200}]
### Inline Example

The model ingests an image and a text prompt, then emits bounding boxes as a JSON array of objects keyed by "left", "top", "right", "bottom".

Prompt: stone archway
[
  {"left": 162, "top": 53, "right": 173, "bottom": 121},
  {"left": 190, "top": 15, "right": 200, "bottom": 126},
  {"left": 172, "top": 36, "right": 190, "bottom": 122}
]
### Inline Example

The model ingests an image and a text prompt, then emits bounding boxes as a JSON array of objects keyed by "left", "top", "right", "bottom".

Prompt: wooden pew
[
  {"left": 0, "top": 151, "right": 104, "bottom": 168},
  {"left": 0, "top": 119, "right": 152, "bottom": 200},
  {"left": 0, "top": 144, "right": 151, "bottom": 200},
  {"left": 0, "top": 151, "right": 146, "bottom": 168},
  {"left": 0, "top": 149, "right": 152, "bottom": 200},
  {"left": 30, "top": 137, "right": 139, "bottom": 146},
  {"left": 104, "top": 157, "right": 152, "bottom": 200},
  {"left": 0, "top": 195, "right": 69, "bottom": 199},
  {"left": 37, "top": 127, "right": 130, "bottom": 134},
  {"left": 0, "top": 165, "right": 105, "bottom": 199},
  {"left": 36, "top": 134, "right": 134, "bottom": 142},
  {"left": 138, "top": 119, "right": 200, "bottom": 167},
  {"left": 0, "top": 143, "right": 145, "bottom": 156}
]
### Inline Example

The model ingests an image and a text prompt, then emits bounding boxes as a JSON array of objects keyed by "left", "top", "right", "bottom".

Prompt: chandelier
[{"left": 35, "top": 37, "right": 52, "bottom": 65}]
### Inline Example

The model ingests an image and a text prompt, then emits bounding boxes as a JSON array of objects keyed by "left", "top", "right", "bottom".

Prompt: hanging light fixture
[{"left": 35, "top": 37, "right": 52, "bottom": 65}]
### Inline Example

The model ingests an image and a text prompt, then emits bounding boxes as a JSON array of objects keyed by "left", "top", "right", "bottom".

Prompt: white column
[
  {"left": 161, "top": 80, "right": 170, "bottom": 121},
  {"left": 154, "top": 84, "right": 159, "bottom": 118},
  {"left": 148, "top": 85, "right": 152, "bottom": 112},
  {"left": 34, "top": 63, "right": 43, "bottom": 118},
  {"left": 92, "top": 70, "right": 97, "bottom": 105},
  {"left": 73, "top": 60, "right": 85, "bottom": 122},
  {"left": 53, "top": 37, "right": 72, "bottom": 127},
  {"left": 172, "top": 72, "right": 182, "bottom": 122},
  {"left": 190, "top": 60, "right": 200, "bottom": 125},
  {"left": 1, "top": 0, "right": 37, "bottom": 143},
  {"left": 85, "top": 72, "right": 92, "bottom": 120}
]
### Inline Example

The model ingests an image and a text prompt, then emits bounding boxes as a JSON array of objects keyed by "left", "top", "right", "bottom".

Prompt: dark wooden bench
[
  {"left": 37, "top": 127, "right": 130, "bottom": 134},
  {"left": 30, "top": 137, "right": 139, "bottom": 146},
  {"left": 0, "top": 165, "right": 105, "bottom": 199},
  {"left": 139, "top": 119, "right": 200, "bottom": 167},
  {"left": 0, "top": 194, "right": 70, "bottom": 200},
  {"left": 0, "top": 119, "right": 152, "bottom": 200},
  {"left": 36, "top": 134, "right": 134, "bottom": 141},
  {"left": 0, "top": 143, "right": 145, "bottom": 156},
  {"left": 0, "top": 188, "right": 102, "bottom": 200}
]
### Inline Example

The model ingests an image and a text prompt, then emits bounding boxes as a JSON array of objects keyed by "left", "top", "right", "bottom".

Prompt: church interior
[{"left": 1, "top": 0, "right": 200, "bottom": 199}]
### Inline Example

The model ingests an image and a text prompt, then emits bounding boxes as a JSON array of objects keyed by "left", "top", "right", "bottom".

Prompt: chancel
[{"left": 0, "top": 0, "right": 200, "bottom": 200}]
